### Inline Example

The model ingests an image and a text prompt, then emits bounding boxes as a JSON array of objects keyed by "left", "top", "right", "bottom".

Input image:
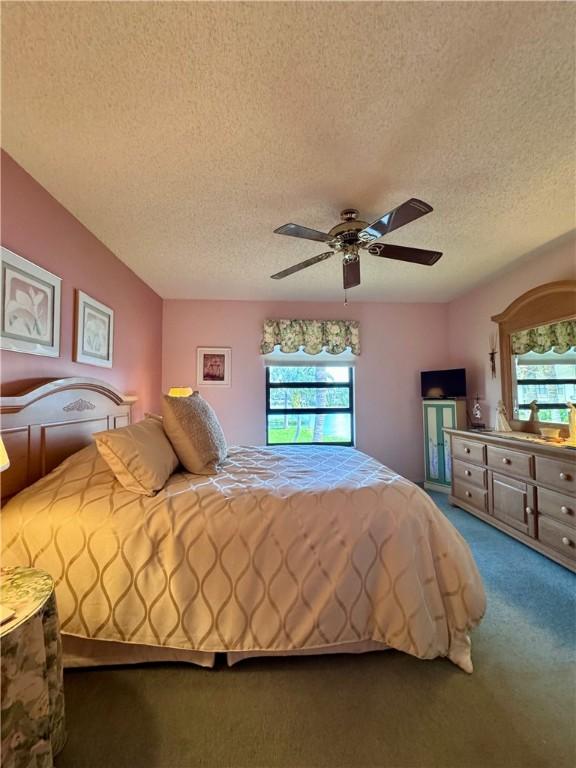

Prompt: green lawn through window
[{"left": 267, "top": 413, "right": 351, "bottom": 444}]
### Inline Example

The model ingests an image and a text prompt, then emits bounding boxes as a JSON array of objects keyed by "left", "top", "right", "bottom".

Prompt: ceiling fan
[{"left": 271, "top": 198, "right": 442, "bottom": 290}]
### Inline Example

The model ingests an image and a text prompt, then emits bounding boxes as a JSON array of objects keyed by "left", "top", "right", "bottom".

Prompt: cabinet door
[
  {"left": 424, "top": 405, "right": 441, "bottom": 482},
  {"left": 438, "top": 404, "right": 456, "bottom": 483},
  {"left": 491, "top": 472, "right": 535, "bottom": 536}
]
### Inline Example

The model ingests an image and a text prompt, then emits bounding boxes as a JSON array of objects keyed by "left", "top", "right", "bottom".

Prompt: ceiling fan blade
[
  {"left": 343, "top": 259, "right": 361, "bottom": 289},
  {"left": 271, "top": 251, "right": 334, "bottom": 280},
  {"left": 274, "top": 223, "right": 333, "bottom": 243},
  {"left": 367, "top": 243, "right": 442, "bottom": 266},
  {"left": 357, "top": 199, "right": 433, "bottom": 243}
]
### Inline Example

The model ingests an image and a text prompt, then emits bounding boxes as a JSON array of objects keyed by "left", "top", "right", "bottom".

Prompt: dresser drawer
[
  {"left": 453, "top": 480, "right": 488, "bottom": 513},
  {"left": 538, "top": 488, "right": 576, "bottom": 528},
  {"left": 535, "top": 456, "right": 576, "bottom": 495},
  {"left": 452, "top": 437, "right": 485, "bottom": 465},
  {"left": 538, "top": 516, "right": 576, "bottom": 562},
  {"left": 453, "top": 460, "right": 486, "bottom": 489},
  {"left": 487, "top": 445, "right": 533, "bottom": 480},
  {"left": 491, "top": 473, "right": 535, "bottom": 536}
]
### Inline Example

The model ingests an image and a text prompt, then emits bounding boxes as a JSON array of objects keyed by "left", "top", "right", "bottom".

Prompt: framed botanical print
[
  {"left": 0, "top": 247, "right": 62, "bottom": 357},
  {"left": 197, "top": 347, "right": 231, "bottom": 386},
  {"left": 75, "top": 290, "right": 114, "bottom": 368}
]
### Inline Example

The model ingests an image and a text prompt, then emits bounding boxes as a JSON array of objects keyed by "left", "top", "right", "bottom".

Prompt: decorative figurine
[
  {"left": 472, "top": 396, "right": 482, "bottom": 421},
  {"left": 494, "top": 400, "right": 512, "bottom": 432},
  {"left": 528, "top": 400, "right": 539, "bottom": 423},
  {"left": 489, "top": 334, "right": 498, "bottom": 379},
  {"left": 567, "top": 401, "right": 576, "bottom": 444},
  {"left": 472, "top": 395, "right": 485, "bottom": 428}
]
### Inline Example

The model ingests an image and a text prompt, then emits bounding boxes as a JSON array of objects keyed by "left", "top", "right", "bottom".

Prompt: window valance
[
  {"left": 511, "top": 319, "right": 576, "bottom": 355},
  {"left": 260, "top": 319, "right": 360, "bottom": 356}
]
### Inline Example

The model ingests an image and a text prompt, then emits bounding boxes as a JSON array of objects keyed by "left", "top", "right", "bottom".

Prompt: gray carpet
[{"left": 55, "top": 492, "right": 576, "bottom": 768}]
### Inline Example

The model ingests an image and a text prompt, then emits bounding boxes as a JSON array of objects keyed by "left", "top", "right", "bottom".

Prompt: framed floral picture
[
  {"left": 0, "top": 247, "right": 62, "bottom": 357},
  {"left": 197, "top": 347, "right": 231, "bottom": 386},
  {"left": 75, "top": 290, "right": 114, "bottom": 368}
]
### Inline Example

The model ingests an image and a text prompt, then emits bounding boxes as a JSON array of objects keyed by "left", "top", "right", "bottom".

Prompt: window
[
  {"left": 266, "top": 365, "right": 354, "bottom": 445},
  {"left": 514, "top": 348, "right": 576, "bottom": 423}
]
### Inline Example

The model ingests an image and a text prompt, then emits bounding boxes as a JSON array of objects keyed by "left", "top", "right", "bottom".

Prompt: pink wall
[
  {"left": 162, "top": 300, "right": 450, "bottom": 482},
  {"left": 1, "top": 151, "right": 163, "bottom": 420},
  {"left": 448, "top": 232, "right": 576, "bottom": 427}
]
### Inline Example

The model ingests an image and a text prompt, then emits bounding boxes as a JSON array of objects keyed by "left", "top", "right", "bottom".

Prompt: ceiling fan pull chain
[{"left": 344, "top": 289, "right": 348, "bottom": 306}]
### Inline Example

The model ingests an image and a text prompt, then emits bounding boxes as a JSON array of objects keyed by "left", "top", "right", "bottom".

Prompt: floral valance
[
  {"left": 511, "top": 319, "right": 576, "bottom": 355},
  {"left": 260, "top": 319, "right": 360, "bottom": 356}
]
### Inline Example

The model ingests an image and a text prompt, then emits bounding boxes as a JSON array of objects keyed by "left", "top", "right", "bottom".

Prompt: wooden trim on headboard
[{"left": 0, "top": 378, "right": 137, "bottom": 502}]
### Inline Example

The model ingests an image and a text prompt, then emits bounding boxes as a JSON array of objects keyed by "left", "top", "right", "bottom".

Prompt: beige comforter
[{"left": 1, "top": 444, "right": 485, "bottom": 671}]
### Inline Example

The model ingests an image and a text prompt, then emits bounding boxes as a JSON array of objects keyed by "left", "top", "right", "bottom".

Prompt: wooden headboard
[{"left": 0, "top": 377, "right": 136, "bottom": 502}]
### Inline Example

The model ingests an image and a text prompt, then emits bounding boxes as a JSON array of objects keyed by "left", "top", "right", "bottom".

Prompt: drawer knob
[
  {"left": 561, "top": 537, "right": 572, "bottom": 547},
  {"left": 464, "top": 447, "right": 470, "bottom": 454},
  {"left": 560, "top": 506, "right": 571, "bottom": 515},
  {"left": 465, "top": 490, "right": 472, "bottom": 498},
  {"left": 502, "top": 457, "right": 510, "bottom": 465},
  {"left": 559, "top": 472, "right": 570, "bottom": 481},
  {"left": 465, "top": 469, "right": 471, "bottom": 477},
  {"left": 525, "top": 507, "right": 533, "bottom": 516}
]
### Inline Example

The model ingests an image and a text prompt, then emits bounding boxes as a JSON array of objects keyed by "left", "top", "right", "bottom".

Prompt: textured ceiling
[{"left": 2, "top": 2, "right": 575, "bottom": 302}]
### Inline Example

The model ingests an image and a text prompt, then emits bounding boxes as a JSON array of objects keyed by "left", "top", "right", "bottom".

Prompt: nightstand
[{"left": 1, "top": 566, "right": 66, "bottom": 767}]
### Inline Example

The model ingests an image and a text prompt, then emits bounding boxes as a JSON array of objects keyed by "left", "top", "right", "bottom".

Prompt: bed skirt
[
  {"left": 62, "top": 634, "right": 390, "bottom": 669},
  {"left": 62, "top": 635, "right": 216, "bottom": 668},
  {"left": 226, "top": 640, "right": 390, "bottom": 665}
]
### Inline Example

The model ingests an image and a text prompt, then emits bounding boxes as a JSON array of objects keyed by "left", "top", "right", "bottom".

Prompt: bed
[{"left": 0, "top": 378, "right": 486, "bottom": 672}]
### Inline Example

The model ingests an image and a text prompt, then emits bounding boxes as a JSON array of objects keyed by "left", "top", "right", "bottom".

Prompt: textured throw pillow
[
  {"left": 162, "top": 393, "right": 227, "bottom": 475},
  {"left": 94, "top": 417, "right": 179, "bottom": 496}
]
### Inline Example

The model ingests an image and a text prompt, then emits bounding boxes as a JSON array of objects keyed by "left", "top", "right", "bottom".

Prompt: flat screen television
[{"left": 421, "top": 368, "right": 467, "bottom": 399}]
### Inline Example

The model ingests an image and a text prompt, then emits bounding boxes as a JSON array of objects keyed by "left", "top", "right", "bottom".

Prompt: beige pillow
[
  {"left": 162, "top": 393, "right": 227, "bottom": 475},
  {"left": 94, "top": 417, "right": 179, "bottom": 496}
]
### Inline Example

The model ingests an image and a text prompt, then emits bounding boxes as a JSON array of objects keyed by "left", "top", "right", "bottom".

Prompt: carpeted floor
[{"left": 56, "top": 492, "right": 576, "bottom": 768}]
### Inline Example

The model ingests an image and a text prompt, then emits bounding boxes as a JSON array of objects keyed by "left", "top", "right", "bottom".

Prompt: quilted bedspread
[{"left": 1, "top": 444, "right": 486, "bottom": 671}]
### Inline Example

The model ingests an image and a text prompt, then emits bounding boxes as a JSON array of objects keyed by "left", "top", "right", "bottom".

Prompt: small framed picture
[
  {"left": 75, "top": 290, "right": 114, "bottom": 368},
  {"left": 1, "top": 247, "right": 62, "bottom": 357},
  {"left": 197, "top": 347, "right": 231, "bottom": 386}
]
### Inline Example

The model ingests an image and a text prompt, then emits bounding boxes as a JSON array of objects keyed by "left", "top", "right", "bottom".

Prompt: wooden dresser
[{"left": 445, "top": 429, "right": 576, "bottom": 572}]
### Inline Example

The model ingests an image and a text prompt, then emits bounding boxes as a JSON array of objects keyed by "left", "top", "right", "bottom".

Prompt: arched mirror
[{"left": 491, "top": 280, "right": 576, "bottom": 436}]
